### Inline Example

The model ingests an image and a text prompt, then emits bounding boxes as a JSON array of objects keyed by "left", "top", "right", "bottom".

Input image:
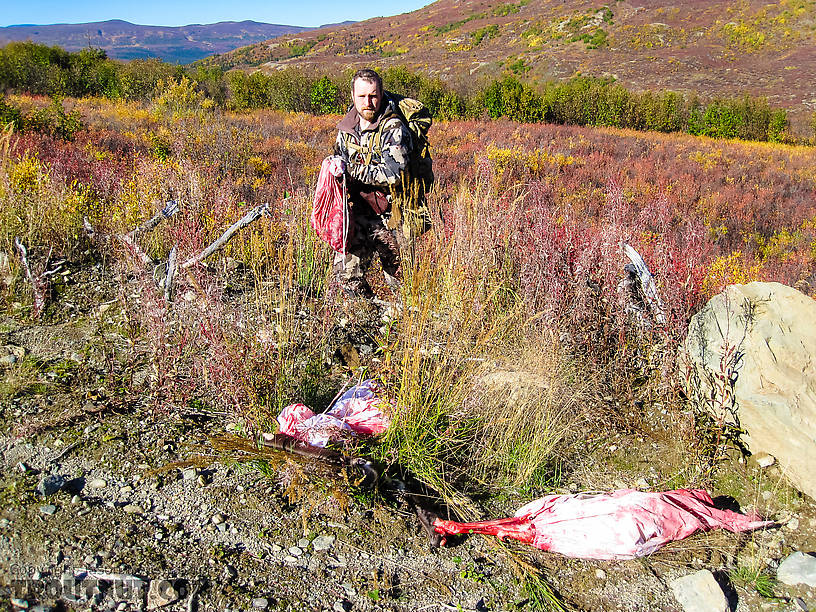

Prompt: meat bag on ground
[{"left": 433, "top": 488, "right": 772, "bottom": 560}]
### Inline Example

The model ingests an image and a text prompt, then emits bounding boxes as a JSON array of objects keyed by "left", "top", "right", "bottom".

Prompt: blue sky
[{"left": 0, "top": 0, "right": 432, "bottom": 28}]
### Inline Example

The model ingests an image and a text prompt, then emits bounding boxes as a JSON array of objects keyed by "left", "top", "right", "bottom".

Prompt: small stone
[
  {"left": 788, "top": 517, "right": 801, "bottom": 531},
  {"left": 288, "top": 546, "right": 303, "bottom": 557},
  {"left": 777, "top": 552, "right": 816, "bottom": 586},
  {"left": 88, "top": 478, "right": 108, "bottom": 489},
  {"left": 181, "top": 468, "right": 198, "bottom": 480},
  {"left": 216, "top": 523, "right": 227, "bottom": 533},
  {"left": 283, "top": 555, "right": 298, "bottom": 564},
  {"left": 0, "top": 354, "right": 17, "bottom": 366},
  {"left": 297, "top": 537, "right": 310, "bottom": 549},
  {"left": 147, "top": 579, "right": 180, "bottom": 609},
  {"left": 39, "top": 505, "right": 57, "bottom": 516},
  {"left": 761, "top": 490, "right": 773, "bottom": 500},
  {"left": 333, "top": 600, "right": 351, "bottom": 612},
  {"left": 36, "top": 475, "right": 65, "bottom": 496},
  {"left": 595, "top": 569, "right": 607, "bottom": 580},
  {"left": 312, "top": 535, "right": 336, "bottom": 551},
  {"left": 635, "top": 477, "right": 649, "bottom": 489},
  {"left": 270, "top": 543, "right": 282, "bottom": 552},
  {"left": 120, "top": 485, "right": 133, "bottom": 495},
  {"left": 608, "top": 445, "right": 618, "bottom": 452},
  {"left": 755, "top": 452, "right": 776, "bottom": 468},
  {"left": 252, "top": 598, "right": 269, "bottom": 610},
  {"left": 123, "top": 504, "right": 142, "bottom": 514},
  {"left": 182, "top": 290, "right": 196, "bottom": 302},
  {"left": 670, "top": 569, "right": 728, "bottom": 612},
  {"left": 71, "top": 495, "right": 81, "bottom": 505},
  {"left": 212, "top": 513, "right": 225, "bottom": 525}
]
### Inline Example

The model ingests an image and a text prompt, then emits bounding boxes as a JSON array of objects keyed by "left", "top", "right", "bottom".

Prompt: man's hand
[{"left": 327, "top": 156, "right": 346, "bottom": 178}]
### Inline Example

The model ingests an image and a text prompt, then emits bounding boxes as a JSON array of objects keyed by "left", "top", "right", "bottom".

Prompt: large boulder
[{"left": 683, "top": 282, "right": 816, "bottom": 499}]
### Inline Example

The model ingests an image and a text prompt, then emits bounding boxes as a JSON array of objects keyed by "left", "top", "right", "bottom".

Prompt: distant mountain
[
  {"left": 201, "top": 0, "right": 816, "bottom": 127},
  {"left": 0, "top": 19, "right": 316, "bottom": 64}
]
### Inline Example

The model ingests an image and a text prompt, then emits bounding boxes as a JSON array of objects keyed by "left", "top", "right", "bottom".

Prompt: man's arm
[{"left": 346, "top": 119, "right": 412, "bottom": 189}]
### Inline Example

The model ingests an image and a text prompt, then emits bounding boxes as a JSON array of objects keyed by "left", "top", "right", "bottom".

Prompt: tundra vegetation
[{"left": 2, "top": 58, "right": 816, "bottom": 609}]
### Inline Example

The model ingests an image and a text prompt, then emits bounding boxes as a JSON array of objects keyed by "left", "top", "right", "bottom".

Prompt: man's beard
[{"left": 360, "top": 108, "right": 376, "bottom": 121}]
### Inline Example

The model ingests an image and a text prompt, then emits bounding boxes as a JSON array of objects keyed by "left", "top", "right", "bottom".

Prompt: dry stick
[
  {"left": 14, "top": 237, "right": 48, "bottom": 318},
  {"left": 127, "top": 200, "right": 179, "bottom": 239},
  {"left": 164, "top": 245, "right": 178, "bottom": 303},
  {"left": 181, "top": 203, "right": 270, "bottom": 270},
  {"left": 83, "top": 216, "right": 153, "bottom": 266}
]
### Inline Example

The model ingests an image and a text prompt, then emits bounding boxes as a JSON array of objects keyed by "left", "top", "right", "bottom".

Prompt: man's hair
[{"left": 351, "top": 68, "right": 383, "bottom": 93}]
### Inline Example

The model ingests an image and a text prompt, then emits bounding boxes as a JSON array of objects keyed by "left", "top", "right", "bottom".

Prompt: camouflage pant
[{"left": 333, "top": 204, "right": 400, "bottom": 298}]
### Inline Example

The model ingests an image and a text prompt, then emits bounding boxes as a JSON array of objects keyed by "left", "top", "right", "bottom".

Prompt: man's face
[{"left": 352, "top": 79, "right": 382, "bottom": 122}]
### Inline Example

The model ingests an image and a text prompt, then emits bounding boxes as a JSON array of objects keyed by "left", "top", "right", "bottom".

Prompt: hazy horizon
[{"left": 0, "top": 0, "right": 431, "bottom": 29}]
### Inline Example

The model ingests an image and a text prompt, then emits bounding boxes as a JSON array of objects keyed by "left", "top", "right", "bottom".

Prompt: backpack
[{"left": 384, "top": 92, "right": 434, "bottom": 191}]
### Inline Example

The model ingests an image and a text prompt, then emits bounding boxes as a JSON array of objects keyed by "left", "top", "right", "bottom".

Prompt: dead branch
[
  {"left": 181, "top": 203, "right": 270, "bottom": 269},
  {"left": 127, "top": 200, "right": 179, "bottom": 239},
  {"left": 14, "top": 237, "right": 49, "bottom": 318},
  {"left": 164, "top": 244, "right": 178, "bottom": 303}
]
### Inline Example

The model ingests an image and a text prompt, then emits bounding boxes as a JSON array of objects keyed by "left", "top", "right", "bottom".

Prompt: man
[{"left": 328, "top": 68, "right": 430, "bottom": 299}]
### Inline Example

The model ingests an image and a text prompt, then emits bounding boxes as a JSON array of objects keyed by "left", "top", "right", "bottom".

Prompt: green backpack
[{"left": 385, "top": 92, "right": 434, "bottom": 191}]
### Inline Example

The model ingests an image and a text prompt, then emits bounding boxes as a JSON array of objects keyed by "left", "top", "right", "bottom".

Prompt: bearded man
[{"left": 327, "top": 68, "right": 432, "bottom": 299}]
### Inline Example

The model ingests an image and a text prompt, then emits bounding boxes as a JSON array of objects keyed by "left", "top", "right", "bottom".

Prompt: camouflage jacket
[
  {"left": 335, "top": 96, "right": 432, "bottom": 237},
  {"left": 334, "top": 96, "right": 412, "bottom": 192}
]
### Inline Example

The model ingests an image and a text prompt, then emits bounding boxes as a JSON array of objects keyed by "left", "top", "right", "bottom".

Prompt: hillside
[
  {"left": 201, "top": 0, "right": 816, "bottom": 127},
  {"left": 0, "top": 20, "right": 315, "bottom": 64}
]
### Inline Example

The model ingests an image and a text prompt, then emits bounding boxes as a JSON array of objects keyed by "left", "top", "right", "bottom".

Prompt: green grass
[{"left": 729, "top": 565, "right": 776, "bottom": 598}]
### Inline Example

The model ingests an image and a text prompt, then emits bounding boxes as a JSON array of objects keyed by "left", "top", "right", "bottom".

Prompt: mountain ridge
[{"left": 0, "top": 19, "right": 321, "bottom": 64}]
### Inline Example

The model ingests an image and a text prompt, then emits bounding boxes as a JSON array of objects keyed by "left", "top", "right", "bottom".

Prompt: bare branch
[
  {"left": 127, "top": 200, "right": 179, "bottom": 239},
  {"left": 14, "top": 237, "right": 48, "bottom": 318},
  {"left": 181, "top": 203, "right": 269, "bottom": 270},
  {"left": 164, "top": 245, "right": 178, "bottom": 303}
]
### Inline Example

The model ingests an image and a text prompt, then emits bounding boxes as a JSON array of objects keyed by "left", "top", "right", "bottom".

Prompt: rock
[
  {"left": 147, "top": 579, "right": 180, "bottom": 609},
  {"left": 777, "top": 552, "right": 816, "bottom": 586},
  {"left": 787, "top": 517, "right": 800, "bottom": 531},
  {"left": 71, "top": 495, "right": 81, "bottom": 505},
  {"left": 312, "top": 535, "right": 336, "bottom": 551},
  {"left": 683, "top": 282, "right": 816, "bottom": 499},
  {"left": 88, "top": 478, "right": 108, "bottom": 489},
  {"left": 1, "top": 345, "right": 25, "bottom": 367},
  {"left": 252, "top": 598, "right": 269, "bottom": 609},
  {"left": 288, "top": 546, "right": 303, "bottom": 557},
  {"left": 669, "top": 569, "right": 729, "bottom": 612},
  {"left": 181, "top": 468, "right": 198, "bottom": 480},
  {"left": 39, "top": 505, "right": 57, "bottom": 516},
  {"left": 297, "top": 537, "right": 310, "bottom": 548},
  {"left": 36, "top": 475, "right": 65, "bottom": 496},
  {"left": 595, "top": 569, "right": 607, "bottom": 580},
  {"left": 211, "top": 513, "right": 225, "bottom": 525},
  {"left": 754, "top": 452, "right": 776, "bottom": 468},
  {"left": 123, "top": 504, "right": 142, "bottom": 514},
  {"left": 333, "top": 600, "right": 351, "bottom": 612}
]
